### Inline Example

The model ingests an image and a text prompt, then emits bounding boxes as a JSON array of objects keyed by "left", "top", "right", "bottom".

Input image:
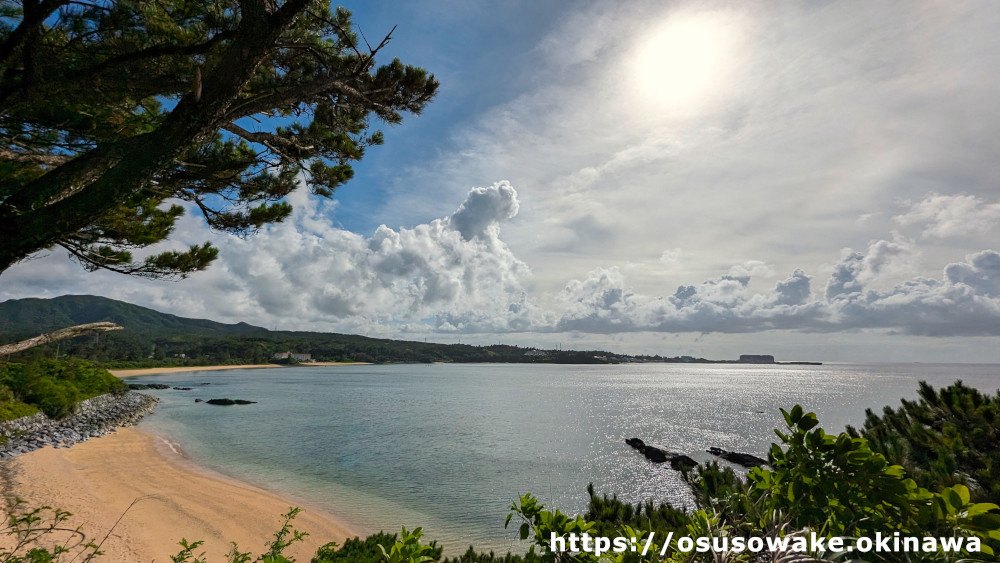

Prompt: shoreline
[
  {"left": 109, "top": 362, "right": 371, "bottom": 378},
  {"left": 1, "top": 426, "right": 359, "bottom": 561}
]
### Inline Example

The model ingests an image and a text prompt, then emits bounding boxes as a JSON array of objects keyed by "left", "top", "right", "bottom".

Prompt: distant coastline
[{"left": 108, "top": 358, "right": 821, "bottom": 379}]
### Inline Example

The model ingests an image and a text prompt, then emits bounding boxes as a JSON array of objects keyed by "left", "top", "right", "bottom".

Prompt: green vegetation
[
  {"left": 0, "top": 359, "right": 127, "bottom": 420},
  {"left": 501, "top": 399, "right": 1000, "bottom": 561},
  {"left": 0, "top": 0, "right": 437, "bottom": 278},
  {"left": 0, "top": 383, "right": 38, "bottom": 422},
  {"left": 850, "top": 380, "right": 1000, "bottom": 505},
  {"left": 4, "top": 382, "right": 1000, "bottom": 562}
]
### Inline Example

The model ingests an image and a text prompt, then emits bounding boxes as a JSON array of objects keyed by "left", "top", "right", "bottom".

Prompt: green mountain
[
  {"left": 0, "top": 295, "right": 612, "bottom": 366},
  {"left": 0, "top": 294, "right": 264, "bottom": 337}
]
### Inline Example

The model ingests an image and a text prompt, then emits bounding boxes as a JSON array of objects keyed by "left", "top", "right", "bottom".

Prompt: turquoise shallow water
[{"left": 131, "top": 362, "right": 1000, "bottom": 553}]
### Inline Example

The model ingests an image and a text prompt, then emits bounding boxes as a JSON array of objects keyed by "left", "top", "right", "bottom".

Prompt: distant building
[
  {"left": 273, "top": 351, "right": 312, "bottom": 362},
  {"left": 739, "top": 354, "right": 775, "bottom": 364},
  {"left": 524, "top": 349, "right": 548, "bottom": 357}
]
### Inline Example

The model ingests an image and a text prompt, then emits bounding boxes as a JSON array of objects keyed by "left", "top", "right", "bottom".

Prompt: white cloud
[
  {"left": 894, "top": 193, "right": 1000, "bottom": 239},
  {"left": 729, "top": 260, "right": 776, "bottom": 280},
  {"left": 4, "top": 198, "right": 1000, "bottom": 340},
  {"left": 0, "top": 182, "right": 551, "bottom": 335},
  {"left": 447, "top": 181, "right": 520, "bottom": 241},
  {"left": 659, "top": 248, "right": 683, "bottom": 265},
  {"left": 825, "top": 236, "right": 914, "bottom": 300},
  {"left": 552, "top": 242, "right": 1000, "bottom": 337}
]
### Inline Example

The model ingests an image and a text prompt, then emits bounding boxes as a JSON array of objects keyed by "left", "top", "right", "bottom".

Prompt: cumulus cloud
[
  {"left": 553, "top": 243, "right": 1000, "bottom": 337},
  {"left": 554, "top": 265, "right": 821, "bottom": 334},
  {"left": 825, "top": 236, "right": 914, "bottom": 300},
  {"left": 771, "top": 269, "right": 812, "bottom": 307},
  {"left": 728, "top": 260, "right": 776, "bottom": 280},
  {"left": 220, "top": 180, "right": 552, "bottom": 333},
  {"left": 828, "top": 250, "right": 1000, "bottom": 336},
  {"left": 0, "top": 181, "right": 550, "bottom": 334},
  {"left": 895, "top": 193, "right": 1000, "bottom": 239},
  {"left": 943, "top": 250, "right": 1000, "bottom": 298},
  {"left": 447, "top": 181, "right": 519, "bottom": 241},
  {"left": 4, "top": 183, "right": 1000, "bottom": 339}
]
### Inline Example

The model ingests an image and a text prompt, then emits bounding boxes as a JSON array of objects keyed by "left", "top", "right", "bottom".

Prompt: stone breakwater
[{"left": 0, "top": 392, "right": 158, "bottom": 459}]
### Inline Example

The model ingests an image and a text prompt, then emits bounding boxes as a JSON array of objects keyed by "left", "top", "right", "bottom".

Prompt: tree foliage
[
  {"left": 0, "top": 0, "right": 437, "bottom": 278},
  {"left": 849, "top": 380, "right": 1000, "bottom": 505}
]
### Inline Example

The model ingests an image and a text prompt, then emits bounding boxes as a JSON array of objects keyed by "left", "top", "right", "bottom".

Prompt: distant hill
[
  {"left": 0, "top": 294, "right": 265, "bottom": 337},
  {"left": 0, "top": 295, "right": 614, "bottom": 366}
]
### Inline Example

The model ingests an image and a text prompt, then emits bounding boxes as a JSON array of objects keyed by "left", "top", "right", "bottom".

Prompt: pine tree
[{"left": 0, "top": 0, "right": 437, "bottom": 278}]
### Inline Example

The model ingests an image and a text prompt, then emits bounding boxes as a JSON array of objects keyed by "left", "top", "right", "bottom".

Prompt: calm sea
[{"left": 131, "top": 363, "right": 1000, "bottom": 553}]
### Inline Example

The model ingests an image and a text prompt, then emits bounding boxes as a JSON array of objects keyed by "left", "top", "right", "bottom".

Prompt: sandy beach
[
  {"left": 1, "top": 427, "right": 357, "bottom": 562},
  {"left": 109, "top": 362, "right": 371, "bottom": 377},
  {"left": 108, "top": 364, "right": 275, "bottom": 377}
]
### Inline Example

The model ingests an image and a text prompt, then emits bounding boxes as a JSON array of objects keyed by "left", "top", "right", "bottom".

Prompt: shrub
[
  {"left": 0, "top": 400, "right": 39, "bottom": 422},
  {"left": 0, "top": 359, "right": 128, "bottom": 419},
  {"left": 851, "top": 381, "right": 1000, "bottom": 504},
  {"left": 0, "top": 384, "right": 40, "bottom": 422},
  {"left": 23, "top": 377, "right": 80, "bottom": 419}
]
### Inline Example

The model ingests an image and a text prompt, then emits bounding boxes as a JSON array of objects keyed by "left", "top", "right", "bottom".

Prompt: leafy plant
[{"left": 1, "top": 498, "right": 100, "bottom": 562}]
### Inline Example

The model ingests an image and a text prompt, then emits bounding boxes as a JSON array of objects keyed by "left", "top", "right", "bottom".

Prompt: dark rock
[
  {"left": 625, "top": 437, "right": 646, "bottom": 450},
  {"left": 707, "top": 447, "right": 768, "bottom": 468},
  {"left": 194, "top": 398, "right": 203, "bottom": 403},
  {"left": 670, "top": 455, "right": 698, "bottom": 471},
  {"left": 205, "top": 398, "right": 257, "bottom": 406},
  {"left": 624, "top": 438, "right": 698, "bottom": 469},
  {"left": 642, "top": 444, "right": 675, "bottom": 463},
  {"left": 172, "top": 387, "right": 193, "bottom": 390},
  {"left": 128, "top": 383, "right": 171, "bottom": 390},
  {"left": 200, "top": 382, "right": 211, "bottom": 385}
]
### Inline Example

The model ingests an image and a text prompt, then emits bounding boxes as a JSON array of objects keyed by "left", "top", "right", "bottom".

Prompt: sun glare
[{"left": 631, "top": 14, "right": 735, "bottom": 114}]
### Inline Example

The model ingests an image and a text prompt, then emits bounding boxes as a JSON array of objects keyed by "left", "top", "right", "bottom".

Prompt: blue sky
[{"left": 5, "top": 1, "right": 1000, "bottom": 363}]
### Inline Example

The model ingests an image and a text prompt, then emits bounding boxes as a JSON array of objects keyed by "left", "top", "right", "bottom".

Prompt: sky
[{"left": 4, "top": 0, "right": 1000, "bottom": 362}]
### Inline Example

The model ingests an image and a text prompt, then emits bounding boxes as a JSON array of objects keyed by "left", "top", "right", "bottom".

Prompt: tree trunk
[
  {"left": 0, "top": 322, "right": 123, "bottom": 356},
  {"left": 0, "top": 0, "right": 313, "bottom": 275}
]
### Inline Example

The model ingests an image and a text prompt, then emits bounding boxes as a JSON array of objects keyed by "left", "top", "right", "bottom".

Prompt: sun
[{"left": 630, "top": 14, "right": 736, "bottom": 114}]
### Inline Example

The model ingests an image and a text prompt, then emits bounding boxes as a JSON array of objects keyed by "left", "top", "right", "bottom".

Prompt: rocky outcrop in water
[
  {"left": 624, "top": 438, "right": 750, "bottom": 471},
  {"left": 625, "top": 437, "right": 645, "bottom": 449},
  {"left": 670, "top": 454, "right": 697, "bottom": 471},
  {"left": 625, "top": 437, "right": 694, "bottom": 468},
  {"left": 0, "top": 392, "right": 158, "bottom": 459},
  {"left": 707, "top": 447, "right": 768, "bottom": 468},
  {"left": 205, "top": 398, "right": 257, "bottom": 405},
  {"left": 128, "top": 383, "right": 171, "bottom": 390}
]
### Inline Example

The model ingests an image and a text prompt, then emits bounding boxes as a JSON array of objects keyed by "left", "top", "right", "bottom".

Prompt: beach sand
[
  {"left": 1, "top": 427, "right": 357, "bottom": 562},
  {"left": 108, "top": 365, "right": 275, "bottom": 377},
  {"left": 109, "top": 362, "right": 371, "bottom": 377}
]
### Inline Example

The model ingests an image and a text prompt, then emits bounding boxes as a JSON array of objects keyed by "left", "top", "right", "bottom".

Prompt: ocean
[{"left": 131, "top": 362, "right": 1000, "bottom": 553}]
